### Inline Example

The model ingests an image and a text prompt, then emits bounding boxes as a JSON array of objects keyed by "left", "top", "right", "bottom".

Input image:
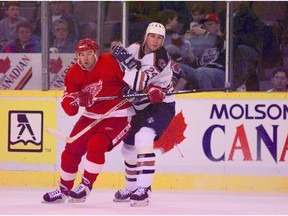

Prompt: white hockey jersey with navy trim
[{"left": 123, "top": 42, "right": 174, "bottom": 110}]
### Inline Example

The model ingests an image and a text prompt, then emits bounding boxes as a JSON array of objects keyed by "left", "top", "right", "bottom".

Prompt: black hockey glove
[
  {"left": 112, "top": 45, "right": 141, "bottom": 70},
  {"left": 122, "top": 86, "right": 146, "bottom": 104}
]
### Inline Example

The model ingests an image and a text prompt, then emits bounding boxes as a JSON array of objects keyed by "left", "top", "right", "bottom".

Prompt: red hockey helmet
[{"left": 75, "top": 38, "right": 99, "bottom": 54}]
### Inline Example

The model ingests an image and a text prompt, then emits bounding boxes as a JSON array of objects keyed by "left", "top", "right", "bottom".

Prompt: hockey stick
[
  {"left": 93, "top": 87, "right": 233, "bottom": 101},
  {"left": 47, "top": 98, "right": 130, "bottom": 143}
]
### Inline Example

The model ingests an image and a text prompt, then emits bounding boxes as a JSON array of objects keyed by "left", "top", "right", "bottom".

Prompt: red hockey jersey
[{"left": 61, "top": 53, "right": 135, "bottom": 118}]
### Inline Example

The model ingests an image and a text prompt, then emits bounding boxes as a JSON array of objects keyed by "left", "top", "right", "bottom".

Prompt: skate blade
[
  {"left": 113, "top": 198, "right": 130, "bottom": 203},
  {"left": 41, "top": 199, "right": 66, "bottom": 204},
  {"left": 130, "top": 199, "right": 149, "bottom": 207},
  {"left": 68, "top": 197, "right": 87, "bottom": 203}
]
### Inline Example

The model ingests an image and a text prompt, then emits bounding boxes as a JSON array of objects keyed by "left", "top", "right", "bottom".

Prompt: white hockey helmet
[{"left": 144, "top": 22, "right": 166, "bottom": 44}]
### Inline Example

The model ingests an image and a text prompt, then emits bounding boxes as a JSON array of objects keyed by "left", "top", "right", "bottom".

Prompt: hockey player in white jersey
[{"left": 112, "top": 22, "right": 175, "bottom": 207}]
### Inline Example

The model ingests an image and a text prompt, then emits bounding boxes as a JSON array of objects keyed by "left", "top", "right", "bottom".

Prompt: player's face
[
  {"left": 145, "top": 33, "right": 163, "bottom": 54},
  {"left": 77, "top": 49, "right": 97, "bottom": 70}
]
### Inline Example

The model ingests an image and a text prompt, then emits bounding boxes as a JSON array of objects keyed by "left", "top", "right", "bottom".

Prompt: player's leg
[
  {"left": 42, "top": 116, "right": 91, "bottom": 203},
  {"left": 113, "top": 114, "right": 143, "bottom": 202},
  {"left": 68, "top": 133, "right": 109, "bottom": 203},
  {"left": 129, "top": 102, "right": 175, "bottom": 207},
  {"left": 113, "top": 142, "right": 138, "bottom": 202},
  {"left": 130, "top": 127, "right": 156, "bottom": 207},
  {"left": 69, "top": 117, "right": 131, "bottom": 203}
]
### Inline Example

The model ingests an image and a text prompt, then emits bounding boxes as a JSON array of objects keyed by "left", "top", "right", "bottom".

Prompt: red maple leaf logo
[
  {"left": 50, "top": 57, "right": 63, "bottom": 74},
  {"left": 0, "top": 57, "right": 11, "bottom": 73},
  {"left": 154, "top": 111, "right": 187, "bottom": 153}
]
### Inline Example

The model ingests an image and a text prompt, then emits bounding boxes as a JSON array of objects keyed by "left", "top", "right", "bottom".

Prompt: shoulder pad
[{"left": 154, "top": 47, "right": 170, "bottom": 72}]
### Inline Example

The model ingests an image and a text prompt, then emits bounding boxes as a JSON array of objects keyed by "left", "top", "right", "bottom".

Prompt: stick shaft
[
  {"left": 68, "top": 98, "right": 129, "bottom": 143},
  {"left": 47, "top": 98, "right": 130, "bottom": 143},
  {"left": 46, "top": 127, "right": 67, "bottom": 141},
  {"left": 94, "top": 87, "right": 233, "bottom": 101}
]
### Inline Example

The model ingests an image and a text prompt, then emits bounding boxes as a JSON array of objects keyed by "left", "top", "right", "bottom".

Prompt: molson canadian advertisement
[{"left": 0, "top": 53, "right": 76, "bottom": 90}]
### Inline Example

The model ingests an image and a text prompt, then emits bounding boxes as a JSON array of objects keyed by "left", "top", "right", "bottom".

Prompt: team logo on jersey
[
  {"left": 147, "top": 117, "right": 154, "bottom": 124},
  {"left": 158, "top": 59, "right": 167, "bottom": 70},
  {"left": 84, "top": 80, "right": 103, "bottom": 97},
  {"left": 171, "top": 63, "right": 181, "bottom": 74},
  {"left": 8, "top": 111, "right": 43, "bottom": 152}
]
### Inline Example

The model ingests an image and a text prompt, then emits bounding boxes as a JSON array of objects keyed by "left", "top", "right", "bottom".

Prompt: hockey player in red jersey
[
  {"left": 43, "top": 38, "right": 135, "bottom": 203},
  {"left": 111, "top": 22, "right": 176, "bottom": 206}
]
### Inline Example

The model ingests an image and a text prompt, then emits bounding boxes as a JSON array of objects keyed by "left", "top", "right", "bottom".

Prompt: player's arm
[
  {"left": 61, "top": 67, "right": 93, "bottom": 116},
  {"left": 61, "top": 75, "right": 80, "bottom": 116},
  {"left": 111, "top": 44, "right": 141, "bottom": 71},
  {"left": 171, "top": 62, "right": 187, "bottom": 91}
]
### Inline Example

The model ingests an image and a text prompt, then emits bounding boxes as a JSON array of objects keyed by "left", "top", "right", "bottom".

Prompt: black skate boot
[
  {"left": 68, "top": 176, "right": 92, "bottom": 203},
  {"left": 42, "top": 183, "right": 69, "bottom": 203},
  {"left": 130, "top": 186, "right": 152, "bottom": 207},
  {"left": 113, "top": 188, "right": 136, "bottom": 202}
]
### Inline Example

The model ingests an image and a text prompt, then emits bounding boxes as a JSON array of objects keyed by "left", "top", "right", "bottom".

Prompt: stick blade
[{"left": 46, "top": 127, "right": 67, "bottom": 142}]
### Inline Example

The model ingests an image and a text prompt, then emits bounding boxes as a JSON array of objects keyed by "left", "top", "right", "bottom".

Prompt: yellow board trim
[{"left": 1, "top": 171, "right": 288, "bottom": 193}]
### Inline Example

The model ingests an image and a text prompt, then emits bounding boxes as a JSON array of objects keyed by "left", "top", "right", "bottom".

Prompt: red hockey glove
[
  {"left": 70, "top": 91, "right": 94, "bottom": 107},
  {"left": 144, "top": 84, "right": 166, "bottom": 104}
]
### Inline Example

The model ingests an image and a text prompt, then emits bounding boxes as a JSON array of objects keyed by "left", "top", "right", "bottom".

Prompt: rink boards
[{"left": 0, "top": 90, "right": 287, "bottom": 193}]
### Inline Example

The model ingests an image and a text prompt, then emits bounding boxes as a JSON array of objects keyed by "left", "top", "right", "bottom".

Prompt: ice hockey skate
[
  {"left": 42, "top": 183, "right": 69, "bottom": 203},
  {"left": 68, "top": 177, "right": 92, "bottom": 203},
  {"left": 130, "top": 186, "right": 152, "bottom": 207},
  {"left": 113, "top": 188, "right": 135, "bottom": 202}
]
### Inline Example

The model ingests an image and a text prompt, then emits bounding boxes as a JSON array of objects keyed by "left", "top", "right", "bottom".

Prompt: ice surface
[{"left": 1, "top": 187, "right": 287, "bottom": 215}]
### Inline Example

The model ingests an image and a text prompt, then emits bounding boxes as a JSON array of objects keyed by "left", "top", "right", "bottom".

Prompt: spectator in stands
[
  {"left": 79, "top": 23, "right": 96, "bottom": 41},
  {"left": 49, "top": 1, "right": 79, "bottom": 41},
  {"left": 190, "top": 13, "right": 225, "bottom": 89},
  {"left": 184, "top": 5, "right": 209, "bottom": 61},
  {"left": 158, "top": 9, "right": 196, "bottom": 90},
  {"left": 113, "top": 2, "right": 192, "bottom": 44},
  {"left": 188, "top": 4, "right": 206, "bottom": 30},
  {"left": 179, "top": 13, "right": 226, "bottom": 90},
  {"left": 50, "top": 1, "right": 79, "bottom": 40},
  {"left": 34, "top": 1, "right": 79, "bottom": 41},
  {"left": 219, "top": 2, "right": 264, "bottom": 91},
  {"left": 50, "top": 19, "right": 77, "bottom": 53},
  {"left": 1, "top": 20, "right": 40, "bottom": 53},
  {"left": 266, "top": 67, "right": 288, "bottom": 92},
  {"left": 0, "top": 1, "right": 26, "bottom": 49},
  {"left": 159, "top": 1, "right": 193, "bottom": 33},
  {"left": 159, "top": 9, "right": 195, "bottom": 66},
  {"left": 112, "top": 2, "right": 160, "bottom": 44}
]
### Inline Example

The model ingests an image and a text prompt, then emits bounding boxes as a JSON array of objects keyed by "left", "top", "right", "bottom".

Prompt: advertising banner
[
  {"left": 49, "top": 54, "right": 77, "bottom": 90},
  {"left": 0, "top": 54, "right": 76, "bottom": 90},
  {"left": 0, "top": 92, "right": 287, "bottom": 190},
  {"left": 153, "top": 97, "right": 288, "bottom": 176},
  {"left": 0, "top": 99, "right": 57, "bottom": 164}
]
